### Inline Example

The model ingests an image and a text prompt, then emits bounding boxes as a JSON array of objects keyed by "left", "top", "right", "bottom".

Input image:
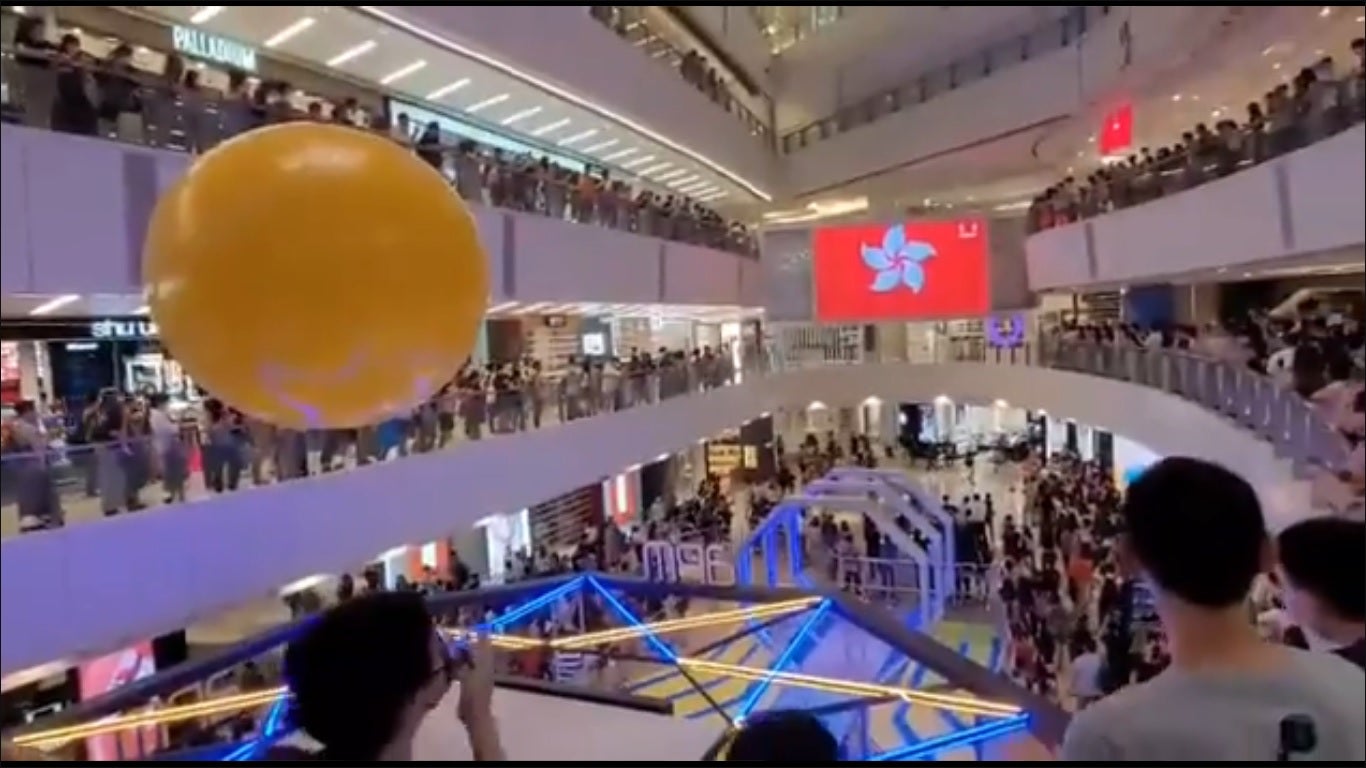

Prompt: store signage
[
  {"left": 985, "top": 313, "right": 1026, "bottom": 348},
  {"left": 642, "top": 541, "right": 733, "bottom": 585},
  {"left": 172, "top": 25, "right": 257, "bottom": 72},
  {"left": 90, "top": 319, "right": 158, "bottom": 340}
]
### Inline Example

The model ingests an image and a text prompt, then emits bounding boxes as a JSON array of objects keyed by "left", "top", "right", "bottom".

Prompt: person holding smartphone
[{"left": 281, "top": 591, "right": 504, "bottom": 761}]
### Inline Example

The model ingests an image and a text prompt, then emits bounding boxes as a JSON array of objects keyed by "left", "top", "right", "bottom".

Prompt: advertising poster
[{"left": 77, "top": 643, "right": 158, "bottom": 761}]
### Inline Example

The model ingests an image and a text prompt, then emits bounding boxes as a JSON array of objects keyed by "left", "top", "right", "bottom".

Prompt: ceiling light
[
  {"left": 1319, "top": 6, "right": 1331, "bottom": 17},
  {"left": 326, "top": 40, "right": 376, "bottom": 68},
  {"left": 30, "top": 294, "right": 80, "bottom": 317},
  {"left": 558, "top": 129, "right": 599, "bottom": 146},
  {"left": 654, "top": 169, "right": 689, "bottom": 182},
  {"left": 1273, "top": 61, "right": 1282, "bottom": 70},
  {"left": 1088, "top": 135, "right": 1096, "bottom": 143},
  {"left": 499, "top": 106, "right": 543, "bottom": 126},
  {"left": 380, "top": 59, "right": 427, "bottom": 85},
  {"left": 353, "top": 6, "right": 771, "bottom": 201},
  {"left": 1171, "top": 93, "right": 1182, "bottom": 102},
  {"left": 667, "top": 174, "right": 701, "bottom": 188},
  {"left": 601, "top": 147, "right": 638, "bottom": 162},
  {"left": 676, "top": 179, "right": 712, "bottom": 194},
  {"left": 426, "top": 79, "right": 470, "bottom": 100},
  {"left": 135, "top": 305, "right": 151, "bottom": 316},
  {"left": 530, "top": 118, "right": 571, "bottom": 136},
  {"left": 465, "top": 93, "right": 510, "bottom": 113},
  {"left": 263, "top": 17, "right": 316, "bottom": 48},
  {"left": 11, "top": 6, "right": 26, "bottom": 13},
  {"left": 700, "top": 191, "right": 729, "bottom": 202},
  {"left": 189, "top": 6, "right": 225, "bottom": 24},
  {"left": 1357, "top": 14, "right": 1364, "bottom": 22},
  {"left": 621, "top": 154, "right": 656, "bottom": 168},
  {"left": 583, "top": 139, "right": 620, "bottom": 153},
  {"left": 637, "top": 161, "right": 674, "bottom": 176}
]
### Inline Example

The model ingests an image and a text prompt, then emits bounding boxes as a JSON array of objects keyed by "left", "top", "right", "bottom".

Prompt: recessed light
[
  {"left": 558, "top": 129, "right": 599, "bottom": 146},
  {"left": 637, "top": 161, "right": 674, "bottom": 176},
  {"left": 530, "top": 118, "right": 571, "bottom": 136},
  {"left": 379, "top": 59, "right": 426, "bottom": 85},
  {"left": 426, "top": 79, "right": 471, "bottom": 100},
  {"left": 264, "top": 17, "right": 316, "bottom": 48},
  {"left": 1319, "top": 6, "right": 1331, "bottom": 18},
  {"left": 1172, "top": 93, "right": 1182, "bottom": 102},
  {"left": 621, "top": 154, "right": 657, "bottom": 169},
  {"left": 326, "top": 40, "right": 376, "bottom": 68},
  {"left": 655, "top": 169, "right": 689, "bottom": 182},
  {"left": 582, "top": 139, "right": 620, "bottom": 153},
  {"left": 189, "top": 6, "right": 225, "bottom": 24},
  {"left": 1088, "top": 135, "right": 1096, "bottom": 143},
  {"left": 465, "top": 93, "right": 510, "bottom": 113},
  {"left": 30, "top": 294, "right": 81, "bottom": 316},
  {"left": 499, "top": 106, "right": 543, "bottom": 126},
  {"left": 1273, "top": 62, "right": 1282, "bottom": 70},
  {"left": 601, "top": 147, "right": 640, "bottom": 162}
]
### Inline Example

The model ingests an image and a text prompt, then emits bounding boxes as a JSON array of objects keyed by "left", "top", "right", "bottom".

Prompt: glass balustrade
[
  {"left": 4, "top": 336, "right": 1355, "bottom": 540},
  {"left": 778, "top": 6, "right": 1097, "bottom": 154}
]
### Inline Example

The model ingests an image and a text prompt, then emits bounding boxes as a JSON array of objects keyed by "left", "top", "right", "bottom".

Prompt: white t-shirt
[{"left": 1069, "top": 651, "right": 1103, "bottom": 699}]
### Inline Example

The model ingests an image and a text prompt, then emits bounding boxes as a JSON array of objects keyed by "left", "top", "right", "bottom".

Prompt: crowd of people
[
  {"left": 0, "top": 346, "right": 742, "bottom": 532},
  {"left": 586, "top": 5, "right": 769, "bottom": 142},
  {"left": 3, "top": 16, "right": 756, "bottom": 255},
  {"left": 1054, "top": 306, "right": 1366, "bottom": 510},
  {"left": 1029, "top": 37, "right": 1366, "bottom": 232}
]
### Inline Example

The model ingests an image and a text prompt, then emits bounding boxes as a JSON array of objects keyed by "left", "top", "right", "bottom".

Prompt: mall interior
[{"left": 0, "top": 3, "right": 1363, "bottom": 762}]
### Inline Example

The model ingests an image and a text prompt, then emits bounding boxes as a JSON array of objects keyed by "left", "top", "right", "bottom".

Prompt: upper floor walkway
[
  {"left": 2, "top": 335, "right": 1351, "bottom": 675},
  {"left": 1026, "top": 77, "right": 1366, "bottom": 290},
  {"left": 0, "top": 66, "right": 761, "bottom": 308}
]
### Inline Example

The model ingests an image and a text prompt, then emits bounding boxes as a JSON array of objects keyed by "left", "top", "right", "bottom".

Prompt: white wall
[{"left": 0, "top": 362, "right": 1303, "bottom": 673}]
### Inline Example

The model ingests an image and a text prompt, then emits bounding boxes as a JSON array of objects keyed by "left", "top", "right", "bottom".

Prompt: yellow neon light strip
[
  {"left": 16, "top": 688, "right": 282, "bottom": 747},
  {"left": 680, "top": 659, "right": 1022, "bottom": 717},
  {"left": 19, "top": 600, "right": 812, "bottom": 746}
]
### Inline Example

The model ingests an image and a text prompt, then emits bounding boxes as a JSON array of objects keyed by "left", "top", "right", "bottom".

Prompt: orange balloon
[{"left": 142, "top": 123, "right": 488, "bottom": 429}]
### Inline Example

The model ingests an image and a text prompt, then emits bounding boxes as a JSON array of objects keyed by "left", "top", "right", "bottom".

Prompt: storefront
[{"left": 0, "top": 318, "right": 200, "bottom": 411}]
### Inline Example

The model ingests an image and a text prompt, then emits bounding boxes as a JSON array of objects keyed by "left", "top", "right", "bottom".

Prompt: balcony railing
[
  {"left": 588, "top": 6, "right": 772, "bottom": 146},
  {"left": 0, "top": 48, "right": 756, "bottom": 256},
  {"left": 779, "top": 6, "right": 1097, "bottom": 154}
]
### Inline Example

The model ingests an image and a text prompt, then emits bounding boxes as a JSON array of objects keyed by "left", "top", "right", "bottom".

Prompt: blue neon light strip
[
  {"left": 484, "top": 576, "right": 585, "bottom": 633},
  {"left": 867, "top": 713, "right": 1030, "bottom": 762},
  {"left": 586, "top": 576, "right": 676, "bottom": 661},
  {"left": 735, "top": 600, "right": 830, "bottom": 720}
]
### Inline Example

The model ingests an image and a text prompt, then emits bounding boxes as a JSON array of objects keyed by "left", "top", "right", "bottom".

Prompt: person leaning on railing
[{"left": 2, "top": 39, "right": 755, "bottom": 256}]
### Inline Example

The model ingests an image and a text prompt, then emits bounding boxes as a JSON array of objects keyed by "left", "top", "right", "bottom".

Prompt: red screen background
[{"left": 812, "top": 218, "right": 991, "bottom": 322}]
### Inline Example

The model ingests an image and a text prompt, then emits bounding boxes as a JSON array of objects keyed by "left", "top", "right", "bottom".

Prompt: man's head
[
  {"left": 1121, "top": 457, "right": 1268, "bottom": 610},
  {"left": 1276, "top": 517, "right": 1365, "bottom": 637},
  {"left": 285, "top": 591, "right": 453, "bottom": 759},
  {"left": 725, "top": 710, "right": 838, "bottom": 762}
]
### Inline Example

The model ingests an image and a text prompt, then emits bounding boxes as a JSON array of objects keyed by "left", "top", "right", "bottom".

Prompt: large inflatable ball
[{"left": 142, "top": 123, "right": 488, "bottom": 429}]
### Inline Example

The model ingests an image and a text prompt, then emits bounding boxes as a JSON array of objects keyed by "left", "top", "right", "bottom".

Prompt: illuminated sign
[
  {"left": 172, "top": 26, "right": 257, "bottom": 72},
  {"left": 642, "top": 541, "right": 734, "bottom": 585},
  {"left": 985, "top": 313, "right": 1026, "bottom": 348},
  {"left": 812, "top": 219, "right": 989, "bottom": 322},
  {"left": 89, "top": 319, "right": 158, "bottom": 340}
]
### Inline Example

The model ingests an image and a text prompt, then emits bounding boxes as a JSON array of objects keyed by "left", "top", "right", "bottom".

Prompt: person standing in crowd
[
  {"left": 278, "top": 592, "right": 505, "bottom": 761},
  {"left": 1061, "top": 457, "right": 1365, "bottom": 761},
  {"left": 7, "top": 399, "right": 63, "bottom": 530},
  {"left": 90, "top": 388, "right": 128, "bottom": 517},
  {"left": 1276, "top": 517, "right": 1366, "bottom": 670},
  {"left": 147, "top": 393, "right": 188, "bottom": 504}
]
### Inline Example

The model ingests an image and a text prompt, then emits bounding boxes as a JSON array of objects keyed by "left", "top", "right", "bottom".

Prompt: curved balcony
[{"left": 3, "top": 336, "right": 1352, "bottom": 674}]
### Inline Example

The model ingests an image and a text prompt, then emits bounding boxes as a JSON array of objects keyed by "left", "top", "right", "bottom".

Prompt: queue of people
[
  {"left": 4, "top": 16, "right": 756, "bottom": 256},
  {"left": 1029, "top": 37, "right": 1366, "bottom": 232}
]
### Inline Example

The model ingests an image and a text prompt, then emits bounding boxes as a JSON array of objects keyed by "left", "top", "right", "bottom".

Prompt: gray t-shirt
[{"left": 1061, "top": 648, "right": 1366, "bottom": 761}]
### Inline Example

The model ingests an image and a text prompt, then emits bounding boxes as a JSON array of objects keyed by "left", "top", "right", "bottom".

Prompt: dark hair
[
  {"left": 1277, "top": 517, "right": 1365, "bottom": 622},
  {"left": 725, "top": 710, "right": 839, "bottom": 762},
  {"left": 1121, "top": 457, "right": 1266, "bottom": 608},
  {"left": 284, "top": 592, "right": 437, "bottom": 758}
]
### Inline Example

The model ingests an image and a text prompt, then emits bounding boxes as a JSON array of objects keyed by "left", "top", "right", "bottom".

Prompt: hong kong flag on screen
[
  {"left": 812, "top": 219, "right": 990, "bottom": 322},
  {"left": 1099, "top": 102, "right": 1133, "bottom": 157}
]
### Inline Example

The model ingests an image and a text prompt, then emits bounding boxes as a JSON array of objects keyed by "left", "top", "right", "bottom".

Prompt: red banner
[{"left": 812, "top": 219, "right": 990, "bottom": 322}]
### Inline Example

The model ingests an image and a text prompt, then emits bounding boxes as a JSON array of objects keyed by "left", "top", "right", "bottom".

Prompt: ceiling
[
  {"left": 133, "top": 5, "right": 758, "bottom": 207},
  {"left": 910, "top": 5, "right": 1366, "bottom": 214},
  {"left": 0, "top": 294, "right": 762, "bottom": 323}
]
